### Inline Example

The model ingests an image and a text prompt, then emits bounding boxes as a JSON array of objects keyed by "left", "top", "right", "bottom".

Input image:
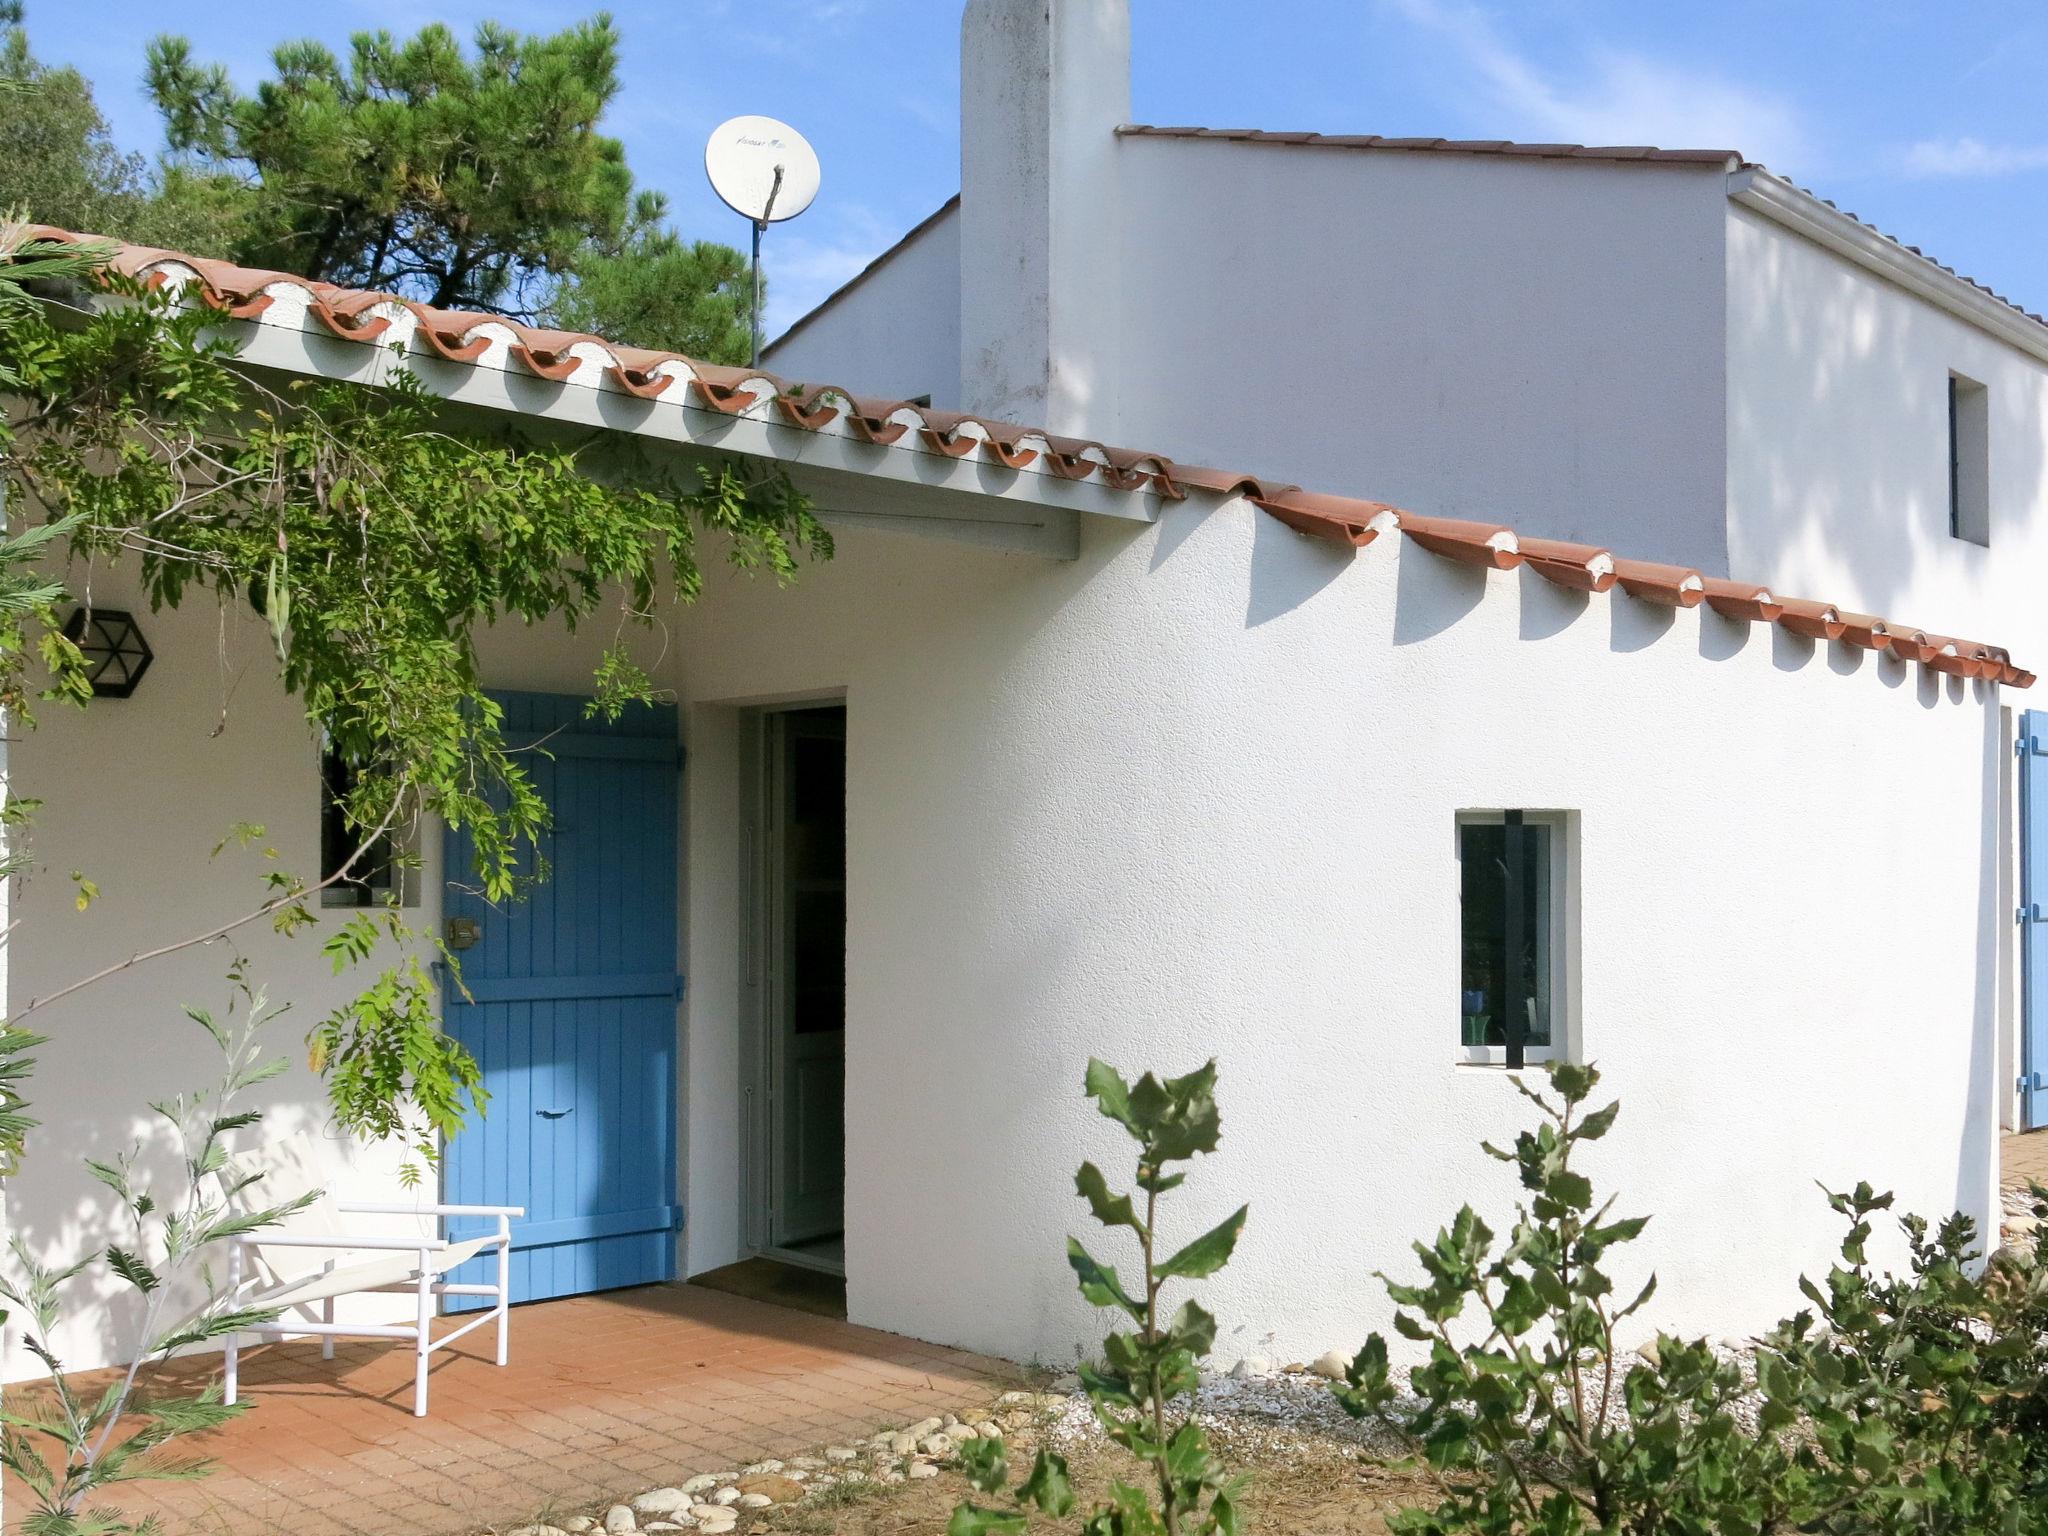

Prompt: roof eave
[
  {"left": 1727, "top": 168, "right": 2048, "bottom": 364},
  {"left": 220, "top": 298, "right": 1155, "bottom": 562}
]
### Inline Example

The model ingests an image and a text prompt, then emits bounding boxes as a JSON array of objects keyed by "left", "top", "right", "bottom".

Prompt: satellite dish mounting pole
[{"left": 750, "top": 164, "right": 784, "bottom": 369}]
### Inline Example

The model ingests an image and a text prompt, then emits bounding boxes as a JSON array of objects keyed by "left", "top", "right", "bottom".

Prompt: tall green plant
[
  {"left": 952, "top": 1059, "right": 1249, "bottom": 1536},
  {"left": 0, "top": 971, "right": 310, "bottom": 1533}
]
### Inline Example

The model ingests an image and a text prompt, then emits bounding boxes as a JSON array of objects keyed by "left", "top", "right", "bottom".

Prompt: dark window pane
[
  {"left": 322, "top": 749, "right": 393, "bottom": 906},
  {"left": 1459, "top": 819, "right": 1551, "bottom": 1049},
  {"left": 784, "top": 712, "right": 846, "bottom": 1036}
]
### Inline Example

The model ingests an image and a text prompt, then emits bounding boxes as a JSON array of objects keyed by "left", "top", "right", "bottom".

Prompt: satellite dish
[{"left": 705, "top": 115, "right": 821, "bottom": 226}]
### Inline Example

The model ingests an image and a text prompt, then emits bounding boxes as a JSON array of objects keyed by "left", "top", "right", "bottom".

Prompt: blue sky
[{"left": 26, "top": 1, "right": 2048, "bottom": 335}]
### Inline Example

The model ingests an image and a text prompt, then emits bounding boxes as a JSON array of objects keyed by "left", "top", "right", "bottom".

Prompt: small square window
[
  {"left": 1457, "top": 810, "right": 1569, "bottom": 1066},
  {"left": 1949, "top": 372, "right": 1989, "bottom": 546},
  {"left": 321, "top": 747, "right": 406, "bottom": 908}
]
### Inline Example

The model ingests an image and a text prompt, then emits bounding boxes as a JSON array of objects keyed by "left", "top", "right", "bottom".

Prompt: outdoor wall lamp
[{"left": 61, "top": 607, "right": 154, "bottom": 698}]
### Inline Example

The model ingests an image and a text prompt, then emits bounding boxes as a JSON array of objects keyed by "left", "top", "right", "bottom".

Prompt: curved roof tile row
[{"left": 26, "top": 226, "right": 2032, "bottom": 690}]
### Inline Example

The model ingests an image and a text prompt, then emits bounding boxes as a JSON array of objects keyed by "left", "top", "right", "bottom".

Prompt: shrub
[
  {"left": 1336, "top": 1062, "right": 2048, "bottom": 1536},
  {"left": 951, "top": 1058, "right": 1250, "bottom": 1536}
]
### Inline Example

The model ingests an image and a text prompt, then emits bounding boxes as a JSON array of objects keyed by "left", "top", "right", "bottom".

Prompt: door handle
[{"left": 537, "top": 1107, "right": 574, "bottom": 1120}]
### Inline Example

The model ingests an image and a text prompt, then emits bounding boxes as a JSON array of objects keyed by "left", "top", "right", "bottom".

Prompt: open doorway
[{"left": 743, "top": 704, "right": 847, "bottom": 1275}]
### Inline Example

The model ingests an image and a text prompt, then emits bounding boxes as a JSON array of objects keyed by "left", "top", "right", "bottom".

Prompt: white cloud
[
  {"left": 1382, "top": 0, "right": 1809, "bottom": 171},
  {"left": 1903, "top": 137, "right": 2048, "bottom": 178}
]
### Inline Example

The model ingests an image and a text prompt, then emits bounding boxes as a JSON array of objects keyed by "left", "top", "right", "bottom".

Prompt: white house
[{"left": 3, "top": 0, "right": 2038, "bottom": 1383}]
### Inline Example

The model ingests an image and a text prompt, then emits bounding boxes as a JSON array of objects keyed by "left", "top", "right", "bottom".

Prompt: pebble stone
[
  {"left": 508, "top": 1527, "right": 568, "bottom": 1536},
  {"left": 823, "top": 1444, "right": 859, "bottom": 1462},
  {"left": 888, "top": 1431, "right": 917, "bottom": 1454},
  {"left": 604, "top": 1506, "right": 637, "bottom": 1534},
  {"left": 737, "top": 1494, "right": 773, "bottom": 1510},
  {"left": 907, "top": 1461, "right": 940, "bottom": 1479},
  {"left": 564, "top": 1521, "right": 597, "bottom": 1533},
  {"left": 742, "top": 1460, "right": 784, "bottom": 1475},
  {"left": 917, "top": 1434, "right": 952, "bottom": 1457},
  {"left": 689, "top": 1505, "right": 731, "bottom": 1522},
  {"left": 679, "top": 1475, "right": 721, "bottom": 1496},
  {"left": 632, "top": 1490, "right": 692, "bottom": 1517},
  {"left": 1309, "top": 1350, "right": 1349, "bottom": 1381}
]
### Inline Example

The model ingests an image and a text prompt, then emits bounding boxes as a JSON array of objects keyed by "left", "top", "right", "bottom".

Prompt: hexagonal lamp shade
[{"left": 61, "top": 607, "right": 154, "bottom": 698}]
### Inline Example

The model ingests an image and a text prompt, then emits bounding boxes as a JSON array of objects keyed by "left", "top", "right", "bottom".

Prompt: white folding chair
[{"left": 215, "top": 1141, "right": 523, "bottom": 1417}]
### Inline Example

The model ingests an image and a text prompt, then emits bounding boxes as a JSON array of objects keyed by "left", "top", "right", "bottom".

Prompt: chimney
[{"left": 958, "top": 0, "right": 1129, "bottom": 438}]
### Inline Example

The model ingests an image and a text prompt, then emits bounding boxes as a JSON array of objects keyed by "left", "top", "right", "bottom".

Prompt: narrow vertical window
[
  {"left": 1458, "top": 810, "right": 1568, "bottom": 1066},
  {"left": 321, "top": 747, "right": 396, "bottom": 907},
  {"left": 1949, "top": 371, "right": 1990, "bottom": 546}
]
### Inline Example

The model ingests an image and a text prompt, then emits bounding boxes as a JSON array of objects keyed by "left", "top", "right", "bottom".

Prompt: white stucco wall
[
  {"left": 762, "top": 202, "right": 962, "bottom": 409},
  {"left": 660, "top": 503, "right": 2000, "bottom": 1368},
  {"left": 8, "top": 495, "right": 2004, "bottom": 1378},
  {"left": 1725, "top": 204, "right": 2048, "bottom": 1129},
  {"left": 1726, "top": 203, "right": 2048, "bottom": 660},
  {"left": 1104, "top": 139, "right": 1733, "bottom": 572}
]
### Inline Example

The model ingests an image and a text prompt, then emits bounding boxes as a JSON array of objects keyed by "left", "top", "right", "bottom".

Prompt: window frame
[
  {"left": 1455, "top": 808, "right": 1572, "bottom": 1068},
  {"left": 1948, "top": 370, "right": 1990, "bottom": 547}
]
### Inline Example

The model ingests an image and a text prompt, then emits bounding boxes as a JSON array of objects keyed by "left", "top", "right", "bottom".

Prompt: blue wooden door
[
  {"left": 2023, "top": 711, "right": 2048, "bottom": 1130},
  {"left": 441, "top": 692, "right": 682, "bottom": 1307}
]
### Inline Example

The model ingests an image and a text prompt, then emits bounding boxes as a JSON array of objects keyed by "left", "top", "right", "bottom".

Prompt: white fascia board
[
  {"left": 212, "top": 309, "right": 1159, "bottom": 560},
  {"left": 1727, "top": 168, "right": 2048, "bottom": 366}
]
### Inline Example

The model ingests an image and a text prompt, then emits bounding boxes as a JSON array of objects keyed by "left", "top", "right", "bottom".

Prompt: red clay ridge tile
[
  {"left": 1699, "top": 578, "right": 1783, "bottom": 623},
  {"left": 1517, "top": 537, "right": 1617, "bottom": 593},
  {"left": 1609, "top": 558, "right": 1706, "bottom": 607},
  {"left": 1774, "top": 597, "right": 1847, "bottom": 642},
  {"left": 1399, "top": 513, "right": 1521, "bottom": 570},
  {"left": 1250, "top": 490, "right": 1398, "bottom": 546}
]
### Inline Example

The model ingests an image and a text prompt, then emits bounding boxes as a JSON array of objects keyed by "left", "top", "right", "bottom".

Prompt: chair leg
[
  {"left": 322, "top": 1257, "right": 337, "bottom": 1361},
  {"left": 495, "top": 1220, "right": 510, "bottom": 1368},
  {"left": 413, "top": 1251, "right": 433, "bottom": 1418},
  {"left": 224, "top": 1241, "right": 241, "bottom": 1406}
]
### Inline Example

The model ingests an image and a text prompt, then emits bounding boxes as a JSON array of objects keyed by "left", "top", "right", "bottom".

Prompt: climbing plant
[{"left": 0, "top": 228, "right": 828, "bottom": 1171}]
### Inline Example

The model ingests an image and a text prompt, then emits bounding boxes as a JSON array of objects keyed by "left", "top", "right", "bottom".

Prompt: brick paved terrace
[
  {"left": 3, "top": 1284, "right": 1021, "bottom": 1536},
  {"left": 2004, "top": 1128, "right": 2048, "bottom": 1194}
]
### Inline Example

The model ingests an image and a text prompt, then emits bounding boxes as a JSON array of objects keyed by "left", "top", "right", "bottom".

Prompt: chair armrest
[
  {"left": 337, "top": 1202, "right": 526, "bottom": 1218},
  {"left": 240, "top": 1233, "right": 449, "bottom": 1253}
]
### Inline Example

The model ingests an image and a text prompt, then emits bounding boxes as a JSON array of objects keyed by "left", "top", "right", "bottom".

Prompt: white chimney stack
[{"left": 958, "top": 0, "right": 1130, "bottom": 437}]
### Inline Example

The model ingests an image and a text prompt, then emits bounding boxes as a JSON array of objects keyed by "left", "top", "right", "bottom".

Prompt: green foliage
[
  {"left": 549, "top": 190, "right": 752, "bottom": 363},
  {"left": 1336, "top": 1062, "right": 2048, "bottom": 1535},
  {"left": 0, "top": 973, "right": 309, "bottom": 1532},
  {"left": 0, "top": 7, "right": 247, "bottom": 254},
  {"left": 952, "top": 1060, "right": 1249, "bottom": 1536},
  {"left": 1, "top": 232, "right": 825, "bottom": 1165},
  {"left": 145, "top": 14, "right": 634, "bottom": 314}
]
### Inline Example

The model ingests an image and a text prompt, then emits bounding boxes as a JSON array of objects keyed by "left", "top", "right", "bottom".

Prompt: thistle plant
[
  {"left": 0, "top": 970, "right": 311, "bottom": 1533},
  {"left": 952, "top": 1059, "right": 1249, "bottom": 1536}
]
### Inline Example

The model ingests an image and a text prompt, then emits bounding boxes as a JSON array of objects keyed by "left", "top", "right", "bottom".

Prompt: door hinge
[{"left": 2021, "top": 905, "right": 2044, "bottom": 924}]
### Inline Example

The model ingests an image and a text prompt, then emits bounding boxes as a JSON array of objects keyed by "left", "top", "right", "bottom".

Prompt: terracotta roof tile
[
  {"left": 1117, "top": 124, "right": 1740, "bottom": 166},
  {"left": 20, "top": 224, "right": 2028, "bottom": 692}
]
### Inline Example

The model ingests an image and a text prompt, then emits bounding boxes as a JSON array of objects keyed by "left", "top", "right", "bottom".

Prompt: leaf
[
  {"left": 1156, "top": 1205, "right": 1248, "bottom": 1281},
  {"left": 1167, "top": 1299, "right": 1217, "bottom": 1357},
  {"left": 1076, "top": 1161, "right": 1146, "bottom": 1235},
  {"left": 1017, "top": 1448, "right": 1075, "bottom": 1516},
  {"left": 1068, "top": 1237, "right": 1144, "bottom": 1320},
  {"left": 956, "top": 1436, "right": 1008, "bottom": 1494},
  {"left": 1084, "top": 1058, "right": 1139, "bottom": 1134},
  {"left": 106, "top": 1247, "right": 160, "bottom": 1294},
  {"left": 947, "top": 1505, "right": 1027, "bottom": 1536}
]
